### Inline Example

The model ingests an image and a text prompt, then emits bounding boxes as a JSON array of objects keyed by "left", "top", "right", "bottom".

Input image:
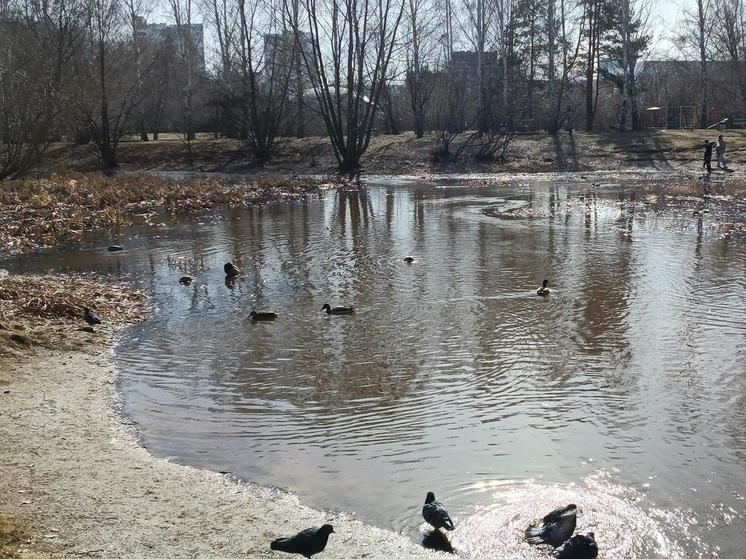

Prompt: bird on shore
[
  {"left": 422, "top": 491, "right": 455, "bottom": 531},
  {"left": 83, "top": 307, "right": 101, "bottom": 326},
  {"left": 537, "top": 279, "right": 551, "bottom": 296},
  {"left": 270, "top": 524, "right": 334, "bottom": 558},
  {"left": 525, "top": 504, "right": 577, "bottom": 548},
  {"left": 556, "top": 533, "right": 598, "bottom": 559},
  {"left": 248, "top": 311, "right": 278, "bottom": 322},
  {"left": 321, "top": 304, "right": 354, "bottom": 315},
  {"left": 404, "top": 256, "right": 415, "bottom": 263},
  {"left": 224, "top": 262, "right": 241, "bottom": 277}
]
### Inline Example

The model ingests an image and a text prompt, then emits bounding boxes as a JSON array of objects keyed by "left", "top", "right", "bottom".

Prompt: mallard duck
[
  {"left": 224, "top": 262, "right": 241, "bottom": 277},
  {"left": 321, "top": 304, "right": 354, "bottom": 315},
  {"left": 404, "top": 256, "right": 415, "bottom": 263},
  {"left": 270, "top": 524, "right": 334, "bottom": 558},
  {"left": 83, "top": 307, "right": 101, "bottom": 326},
  {"left": 248, "top": 311, "right": 278, "bottom": 322},
  {"left": 556, "top": 532, "right": 598, "bottom": 559},
  {"left": 422, "top": 491, "right": 455, "bottom": 531},
  {"left": 525, "top": 503, "right": 577, "bottom": 548},
  {"left": 178, "top": 275, "right": 194, "bottom": 285},
  {"left": 537, "top": 279, "right": 551, "bottom": 296}
]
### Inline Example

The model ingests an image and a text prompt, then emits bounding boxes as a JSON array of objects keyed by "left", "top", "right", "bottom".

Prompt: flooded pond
[{"left": 5, "top": 175, "right": 746, "bottom": 558}]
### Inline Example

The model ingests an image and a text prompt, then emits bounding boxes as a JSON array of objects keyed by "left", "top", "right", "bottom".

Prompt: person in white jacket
[{"left": 716, "top": 135, "right": 728, "bottom": 170}]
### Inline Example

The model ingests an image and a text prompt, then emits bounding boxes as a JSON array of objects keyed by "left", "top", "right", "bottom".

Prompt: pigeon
[
  {"left": 224, "top": 262, "right": 241, "bottom": 277},
  {"left": 248, "top": 311, "right": 278, "bottom": 322},
  {"left": 83, "top": 307, "right": 101, "bottom": 326},
  {"left": 555, "top": 532, "right": 598, "bottom": 559},
  {"left": 525, "top": 504, "right": 577, "bottom": 548},
  {"left": 270, "top": 524, "right": 334, "bottom": 558},
  {"left": 321, "top": 304, "right": 354, "bottom": 315},
  {"left": 422, "top": 491, "right": 455, "bottom": 531},
  {"left": 537, "top": 279, "right": 551, "bottom": 296}
]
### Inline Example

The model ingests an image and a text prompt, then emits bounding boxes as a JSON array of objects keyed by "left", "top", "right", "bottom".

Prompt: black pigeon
[
  {"left": 525, "top": 504, "right": 577, "bottom": 548},
  {"left": 270, "top": 524, "right": 334, "bottom": 558},
  {"left": 422, "top": 491, "right": 455, "bottom": 531},
  {"left": 555, "top": 532, "right": 598, "bottom": 559},
  {"left": 224, "top": 262, "right": 241, "bottom": 277},
  {"left": 83, "top": 307, "right": 101, "bottom": 326}
]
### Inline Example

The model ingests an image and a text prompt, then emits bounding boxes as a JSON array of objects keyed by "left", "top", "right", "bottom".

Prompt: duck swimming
[
  {"left": 556, "top": 532, "right": 598, "bottom": 559},
  {"left": 422, "top": 491, "right": 455, "bottom": 531},
  {"left": 321, "top": 304, "right": 354, "bottom": 315},
  {"left": 224, "top": 262, "right": 241, "bottom": 277},
  {"left": 248, "top": 311, "right": 278, "bottom": 322},
  {"left": 537, "top": 279, "right": 551, "bottom": 296},
  {"left": 525, "top": 503, "right": 577, "bottom": 547},
  {"left": 404, "top": 256, "right": 415, "bottom": 263},
  {"left": 178, "top": 275, "right": 194, "bottom": 285}
]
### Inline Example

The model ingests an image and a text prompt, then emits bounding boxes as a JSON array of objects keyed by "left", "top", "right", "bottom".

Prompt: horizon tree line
[{"left": 0, "top": 0, "right": 744, "bottom": 176}]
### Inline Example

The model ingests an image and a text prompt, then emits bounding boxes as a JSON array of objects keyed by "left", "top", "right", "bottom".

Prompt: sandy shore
[{"left": 0, "top": 347, "right": 434, "bottom": 558}]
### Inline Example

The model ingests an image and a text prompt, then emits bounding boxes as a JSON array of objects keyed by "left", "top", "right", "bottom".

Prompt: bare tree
[
  {"left": 296, "top": 0, "right": 406, "bottom": 170},
  {"left": 168, "top": 0, "right": 198, "bottom": 161},
  {"left": 678, "top": 0, "right": 713, "bottom": 128},
  {"left": 234, "top": 0, "right": 293, "bottom": 163},
  {"left": 71, "top": 0, "right": 147, "bottom": 167},
  {"left": 0, "top": 11, "right": 55, "bottom": 179},
  {"left": 458, "top": 0, "right": 494, "bottom": 132},
  {"left": 405, "top": 0, "right": 440, "bottom": 137}
]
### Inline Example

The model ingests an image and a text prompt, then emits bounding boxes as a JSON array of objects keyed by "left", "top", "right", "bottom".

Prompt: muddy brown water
[{"left": 5, "top": 175, "right": 746, "bottom": 558}]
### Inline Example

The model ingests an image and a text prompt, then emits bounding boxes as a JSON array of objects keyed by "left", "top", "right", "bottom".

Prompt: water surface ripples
[{"left": 5, "top": 176, "right": 745, "bottom": 557}]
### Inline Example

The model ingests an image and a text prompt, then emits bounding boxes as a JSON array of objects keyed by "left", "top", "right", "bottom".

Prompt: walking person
[
  {"left": 703, "top": 140, "right": 713, "bottom": 173},
  {"left": 716, "top": 135, "right": 728, "bottom": 170}
]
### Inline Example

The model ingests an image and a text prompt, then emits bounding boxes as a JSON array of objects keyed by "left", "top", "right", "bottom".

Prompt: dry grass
[
  {"left": 0, "top": 174, "right": 326, "bottom": 253},
  {"left": 0, "top": 274, "right": 146, "bottom": 355},
  {"left": 36, "top": 129, "right": 746, "bottom": 176},
  {"left": 0, "top": 515, "right": 30, "bottom": 559}
]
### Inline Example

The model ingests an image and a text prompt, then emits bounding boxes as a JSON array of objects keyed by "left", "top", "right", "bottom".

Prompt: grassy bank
[
  {"left": 37, "top": 129, "right": 746, "bottom": 175},
  {"left": 0, "top": 174, "right": 327, "bottom": 254}
]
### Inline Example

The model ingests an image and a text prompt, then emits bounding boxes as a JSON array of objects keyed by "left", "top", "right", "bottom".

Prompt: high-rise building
[{"left": 134, "top": 16, "right": 205, "bottom": 72}]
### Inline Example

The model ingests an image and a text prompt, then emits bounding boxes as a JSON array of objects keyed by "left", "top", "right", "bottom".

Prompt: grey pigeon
[
  {"left": 555, "top": 532, "right": 598, "bottom": 559},
  {"left": 270, "top": 524, "right": 334, "bottom": 558},
  {"left": 422, "top": 491, "right": 454, "bottom": 531},
  {"left": 525, "top": 504, "right": 577, "bottom": 547},
  {"left": 83, "top": 307, "right": 101, "bottom": 326}
]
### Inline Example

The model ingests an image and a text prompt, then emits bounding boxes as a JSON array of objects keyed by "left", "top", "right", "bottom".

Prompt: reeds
[
  {"left": 0, "top": 274, "right": 146, "bottom": 353},
  {"left": 0, "top": 174, "right": 325, "bottom": 253}
]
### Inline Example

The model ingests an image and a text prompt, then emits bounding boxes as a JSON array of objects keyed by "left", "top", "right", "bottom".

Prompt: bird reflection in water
[{"left": 422, "top": 529, "right": 455, "bottom": 553}]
